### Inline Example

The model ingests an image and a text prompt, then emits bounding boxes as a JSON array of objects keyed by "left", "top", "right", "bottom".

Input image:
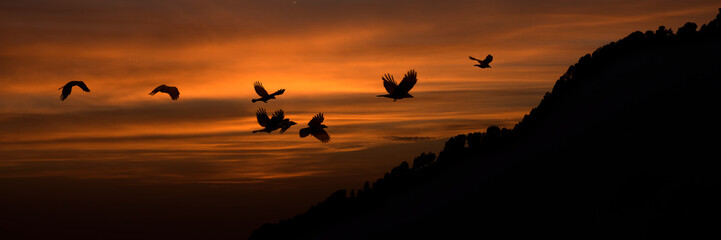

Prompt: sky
[{"left": 1, "top": 0, "right": 719, "bottom": 238}]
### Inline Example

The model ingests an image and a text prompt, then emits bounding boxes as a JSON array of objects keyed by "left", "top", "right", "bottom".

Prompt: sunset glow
[{"left": 1, "top": 1, "right": 719, "bottom": 238}]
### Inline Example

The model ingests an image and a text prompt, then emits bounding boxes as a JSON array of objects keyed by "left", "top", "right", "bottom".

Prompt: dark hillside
[{"left": 251, "top": 9, "right": 721, "bottom": 240}]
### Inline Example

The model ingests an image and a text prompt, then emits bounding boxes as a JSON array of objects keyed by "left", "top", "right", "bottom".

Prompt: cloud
[
  {"left": 1, "top": 0, "right": 719, "bottom": 183},
  {"left": 383, "top": 136, "right": 437, "bottom": 142}
]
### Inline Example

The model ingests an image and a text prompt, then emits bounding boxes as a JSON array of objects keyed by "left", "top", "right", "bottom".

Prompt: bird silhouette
[
  {"left": 279, "top": 118, "right": 297, "bottom": 134},
  {"left": 252, "top": 82, "right": 285, "bottom": 103},
  {"left": 253, "top": 108, "right": 296, "bottom": 133},
  {"left": 470, "top": 54, "right": 493, "bottom": 68},
  {"left": 58, "top": 81, "right": 90, "bottom": 101},
  {"left": 377, "top": 69, "right": 417, "bottom": 102},
  {"left": 149, "top": 84, "right": 180, "bottom": 100},
  {"left": 299, "top": 113, "right": 330, "bottom": 143}
]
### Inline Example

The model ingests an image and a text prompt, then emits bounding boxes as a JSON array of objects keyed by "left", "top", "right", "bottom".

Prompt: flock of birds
[{"left": 57, "top": 54, "right": 494, "bottom": 143}]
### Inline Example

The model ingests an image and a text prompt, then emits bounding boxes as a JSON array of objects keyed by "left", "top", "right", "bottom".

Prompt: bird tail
[
  {"left": 377, "top": 94, "right": 390, "bottom": 98},
  {"left": 252, "top": 99, "right": 258, "bottom": 103},
  {"left": 300, "top": 128, "right": 311, "bottom": 138}
]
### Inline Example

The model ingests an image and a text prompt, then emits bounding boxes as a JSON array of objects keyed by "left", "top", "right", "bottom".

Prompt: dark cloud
[
  {"left": 383, "top": 136, "right": 437, "bottom": 142},
  {"left": 2, "top": 97, "right": 245, "bottom": 126}
]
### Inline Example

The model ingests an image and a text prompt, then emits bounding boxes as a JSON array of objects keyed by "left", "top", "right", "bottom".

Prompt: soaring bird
[
  {"left": 377, "top": 69, "right": 417, "bottom": 102},
  {"left": 149, "top": 84, "right": 180, "bottom": 100},
  {"left": 253, "top": 108, "right": 296, "bottom": 133},
  {"left": 470, "top": 54, "right": 493, "bottom": 68},
  {"left": 252, "top": 82, "right": 285, "bottom": 103},
  {"left": 299, "top": 113, "right": 330, "bottom": 143},
  {"left": 58, "top": 81, "right": 90, "bottom": 101}
]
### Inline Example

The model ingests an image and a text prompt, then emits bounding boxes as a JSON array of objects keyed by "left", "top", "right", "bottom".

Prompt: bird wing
[
  {"left": 60, "top": 83, "right": 73, "bottom": 100},
  {"left": 382, "top": 74, "right": 397, "bottom": 94},
  {"left": 307, "top": 113, "right": 324, "bottom": 126},
  {"left": 312, "top": 129, "right": 331, "bottom": 143},
  {"left": 149, "top": 85, "right": 164, "bottom": 95},
  {"left": 268, "top": 109, "right": 285, "bottom": 126},
  {"left": 75, "top": 81, "right": 90, "bottom": 92},
  {"left": 166, "top": 86, "right": 180, "bottom": 100},
  {"left": 395, "top": 69, "right": 417, "bottom": 94},
  {"left": 469, "top": 56, "right": 481, "bottom": 62},
  {"left": 256, "top": 108, "right": 270, "bottom": 127},
  {"left": 270, "top": 89, "right": 285, "bottom": 97},
  {"left": 482, "top": 54, "right": 493, "bottom": 64},
  {"left": 254, "top": 82, "right": 269, "bottom": 97}
]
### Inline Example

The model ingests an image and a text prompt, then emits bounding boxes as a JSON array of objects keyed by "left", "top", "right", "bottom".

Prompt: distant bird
[
  {"left": 377, "top": 69, "right": 418, "bottom": 102},
  {"left": 299, "top": 113, "right": 330, "bottom": 143},
  {"left": 470, "top": 54, "right": 493, "bottom": 68},
  {"left": 252, "top": 81, "right": 285, "bottom": 103},
  {"left": 253, "top": 108, "right": 296, "bottom": 133},
  {"left": 149, "top": 84, "right": 180, "bottom": 100},
  {"left": 58, "top": 81, "right": 90, "bottom": 101}
]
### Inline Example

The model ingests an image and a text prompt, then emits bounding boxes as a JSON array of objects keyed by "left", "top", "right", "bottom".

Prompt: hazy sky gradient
[
  {"left": 1, "top": 1, "right": 719, "bottom": 238},
  {"left": 2, "top": 0, "right": 717, "bottom": 181}
]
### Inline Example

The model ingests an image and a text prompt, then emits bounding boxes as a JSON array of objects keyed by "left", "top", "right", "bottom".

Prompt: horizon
[{"left": 1, "top": 1, "right": 720, "bottom": 239}]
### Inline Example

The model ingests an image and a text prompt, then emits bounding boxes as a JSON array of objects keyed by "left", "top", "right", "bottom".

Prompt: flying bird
[
  {"left": 279, "top": 118, "right": 297, "bottom": 134},
  {"left": 149, "top": 84, "right": 180, "bottom": 100},
  {"left": 58, "top": 81, "right": 90, "bottom": 101},
  {"left": 299, "top": 113, "right": 330, "bottom": 143},
  {"left": 252, "top": 82, "right": 285, "bottom": 103},
  {"left": 470, "top": 54, "right": 493, "bottom": 68},
  {"left": 377, "top": 69, "right": 417, "bottom": 102},
  {"left": 253, "top": 108, "right": 296, "bottom": 133}
]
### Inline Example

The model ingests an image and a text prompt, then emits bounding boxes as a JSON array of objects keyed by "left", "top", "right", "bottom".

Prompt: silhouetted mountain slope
[{"left": 250, "top": 9, "right": 721, "bottom": 240}]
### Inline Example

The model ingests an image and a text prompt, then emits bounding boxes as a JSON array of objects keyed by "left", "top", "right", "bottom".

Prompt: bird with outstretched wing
[
  {"left": 149, "top": 84, "right": 180, "bottom": 100},
  {"left": 252, "top": 82, "right": 285, "bottom": 103},
  {"left": 253, "top": 109, "right": 296, "bottom": 133},
  {"left": 59, "top": 81, "right": 91, "bottom": 101},
  {"left": 299, "top": 113, "right": 330, "bottom": 143},
  {"left": 470, "top": 54, "right": 493, "bottom": 68},
  {"left": 377, "top": 69, "right": 417, "bottom": 102}
]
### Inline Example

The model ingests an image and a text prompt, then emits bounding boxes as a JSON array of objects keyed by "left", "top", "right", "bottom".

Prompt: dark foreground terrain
[{"left": 251, "top": 9, "right": 721, "bottom": 240}]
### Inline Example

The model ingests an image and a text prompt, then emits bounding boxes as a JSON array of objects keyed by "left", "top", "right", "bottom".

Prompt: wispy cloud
[{"left": 1, "top": 0, "right": 718, "bottom": 182}]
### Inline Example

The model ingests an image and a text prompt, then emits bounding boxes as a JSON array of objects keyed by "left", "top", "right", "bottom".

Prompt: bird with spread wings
[
  {"left": 299, "top": 113, "right": 330, "bottom": 143},
  {"left": 149, "top": 84, "right": 180, "bottom": 100},
  {"left": 253, "top": 108, "right": 296, "bottom": 133},
  {"left": 377, "top": 69, "right": 418, "bottom": 102},
  {"left": 470, "top": 54, "right": 493, "bottom": 68},
  {"left": 59, "top": 81, "right": 91, "bottom": 101},
  {"left": 252, "top": 82, "right": 285, "bottom": 103}
]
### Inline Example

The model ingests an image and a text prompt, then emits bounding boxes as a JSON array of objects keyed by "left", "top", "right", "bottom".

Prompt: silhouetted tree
[
  {"left": 655, "top": 25, "right": 673, "bottom": 38},
  {"left": 412, "top": 152, "right": 436, "bottom": 169},
  {"left": 677, "top": 22, "right": 698, "bottom": 39}
]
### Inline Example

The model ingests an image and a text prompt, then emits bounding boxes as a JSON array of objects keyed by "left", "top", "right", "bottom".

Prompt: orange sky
[
  {"left": 2, "top": 1, "right": 721, "bottom": 238},
  {"left": 1, "top": 0, "right": 719, "bottom": 183}
]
